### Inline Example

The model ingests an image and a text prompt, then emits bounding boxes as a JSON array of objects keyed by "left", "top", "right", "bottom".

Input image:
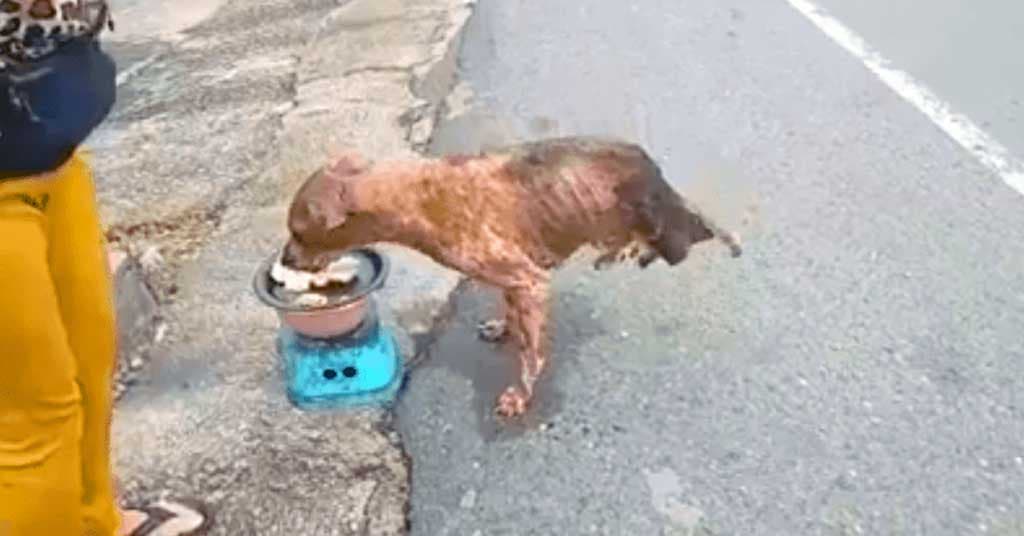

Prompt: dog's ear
[
  {"left": 291, "top": 151, "right": 370, "bottom": 234},
  {"left": 310, "top": 177, "right": 352, "bottom": 230},
  {"left": 305, "top": 151, "right": 370, "bottom": 229},
  {"left": 290, "top": 166, "right": 355, "bottom": 234}
]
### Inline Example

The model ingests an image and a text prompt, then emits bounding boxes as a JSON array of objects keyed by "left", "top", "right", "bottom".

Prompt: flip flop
[{"left": 124, "top": 498, "right": 213, "bottom": 536}]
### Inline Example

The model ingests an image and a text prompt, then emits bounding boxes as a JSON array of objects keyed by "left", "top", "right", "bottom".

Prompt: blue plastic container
[
  {"left": 254, "top": 248, "right": 404, "bottom": 410},
  {"left": 277, "top": 301, "right": 403, "bottom": 410}
]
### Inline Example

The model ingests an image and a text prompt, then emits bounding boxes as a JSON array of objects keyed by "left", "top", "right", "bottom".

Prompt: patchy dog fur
[{"left": 282, "top": 136, "right": 742, "bottom": 417}]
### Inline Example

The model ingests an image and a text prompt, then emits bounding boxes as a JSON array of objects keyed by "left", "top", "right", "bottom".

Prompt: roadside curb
[{"left": 109, "top": 249, "right": 162, "bottom": 400}]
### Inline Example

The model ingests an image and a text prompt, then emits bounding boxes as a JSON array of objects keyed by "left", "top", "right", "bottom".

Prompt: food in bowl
[
  {"left": 270, "top": 254, "right": 361, "bottom": 292},
  {"left": 254, "top": 248, "right": 390, "bottom": 339}
]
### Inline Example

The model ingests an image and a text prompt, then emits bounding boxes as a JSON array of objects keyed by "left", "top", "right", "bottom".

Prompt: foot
[
  {"left": 476, "top": 319, "right": 508, "bottom": 343},
  {"left": 119, "top": 498, "right": 212, "bottom": 535},
  {"left": 494, "top": 385, "right": 530, "bottom": 417}
]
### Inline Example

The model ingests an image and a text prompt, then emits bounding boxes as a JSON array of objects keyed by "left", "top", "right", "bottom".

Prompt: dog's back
[
  {"left": 289, "top": 136, "right": 741, "bottom": 276},
  {"left": 474, "top": 136, "right": 740, "bottom": 268}
]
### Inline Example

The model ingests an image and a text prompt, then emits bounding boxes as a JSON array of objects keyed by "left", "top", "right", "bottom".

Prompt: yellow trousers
[{"left": 0, "top": 153, "right": 121, "bottom": 536}]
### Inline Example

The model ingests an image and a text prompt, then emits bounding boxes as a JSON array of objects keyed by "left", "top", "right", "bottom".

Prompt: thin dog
[{"left": 281, "top": 136, "right": 742, "bottom": 417}]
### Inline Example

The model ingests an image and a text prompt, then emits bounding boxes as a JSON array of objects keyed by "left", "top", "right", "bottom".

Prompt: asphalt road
[
  {"left": 396, "top": 1, "right": 1024, "bottom": 535},
  {"left": 812, "top": 0, "right": 1024, "bottom": 160}
]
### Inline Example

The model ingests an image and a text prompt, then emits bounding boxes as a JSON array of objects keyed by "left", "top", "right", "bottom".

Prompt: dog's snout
[
  {"left": 281, "top": 239, "right": 326, "bottom": 272},
  {"left": 280, "top": 240, "right": 302, "bottom": 268}
]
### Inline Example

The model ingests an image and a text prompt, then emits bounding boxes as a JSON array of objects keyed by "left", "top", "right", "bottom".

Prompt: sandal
[{"left": 122, "top": 498, "right": 213, "bottom": 536}]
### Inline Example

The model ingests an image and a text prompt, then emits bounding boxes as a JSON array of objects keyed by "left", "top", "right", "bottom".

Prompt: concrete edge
[{"left": 109, "top": 248, "right": 164, "bottom": 400}]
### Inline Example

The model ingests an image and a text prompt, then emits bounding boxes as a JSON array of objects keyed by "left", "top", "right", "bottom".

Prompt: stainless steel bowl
[{"left": 252, "top": 247, "right": 390, "bottom": 338}]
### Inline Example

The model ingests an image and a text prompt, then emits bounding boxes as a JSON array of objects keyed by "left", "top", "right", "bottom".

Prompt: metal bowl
[{"left": 253, "top": 247, "right": 390, "bottom": 339}]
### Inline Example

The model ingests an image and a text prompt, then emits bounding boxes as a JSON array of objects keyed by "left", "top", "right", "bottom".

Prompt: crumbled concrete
[
  {"left": 99, "top": 0, "right": 473, "bottom": 533},
  {"left": 109, "top": 250, "right": 161, "bottom": 400}
]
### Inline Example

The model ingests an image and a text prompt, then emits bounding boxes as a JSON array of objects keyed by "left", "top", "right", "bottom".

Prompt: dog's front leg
[{"left": 495, "top": 279, "right": 551, "bottom": 418}]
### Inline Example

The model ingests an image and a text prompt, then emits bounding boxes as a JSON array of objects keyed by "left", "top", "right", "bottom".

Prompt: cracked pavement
[{"left": 97, "top": 0, "right": 472, "bottom": 533}]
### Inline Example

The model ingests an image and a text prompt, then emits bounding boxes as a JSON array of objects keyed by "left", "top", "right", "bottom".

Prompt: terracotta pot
[{"left": 277, "top": 297, "right": 370, "bottom": 339}]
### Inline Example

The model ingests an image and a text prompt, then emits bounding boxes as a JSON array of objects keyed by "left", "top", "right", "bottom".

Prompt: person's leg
[
  {"left": 0, "top": 175, "right": 85, "bottom": 535},
  {"left": 45, "top": 152, "right": 213, "bottom": 536},
  {"left": 44, "top": 152, "right": 121, "bottom": 536}
]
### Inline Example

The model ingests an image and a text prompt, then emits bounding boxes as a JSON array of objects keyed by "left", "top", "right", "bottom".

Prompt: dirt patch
[{"left": 105, "top": 202, "right": 227, "bottom": 302}]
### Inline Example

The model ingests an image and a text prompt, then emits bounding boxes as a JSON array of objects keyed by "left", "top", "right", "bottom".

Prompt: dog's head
[{"left": 283, "top": 151, "right": 379, "bottom": 271}]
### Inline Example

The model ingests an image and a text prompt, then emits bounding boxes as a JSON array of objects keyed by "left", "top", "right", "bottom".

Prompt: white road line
[{"left": 784, "top": 0, "right": 1024, "bottom": 196}]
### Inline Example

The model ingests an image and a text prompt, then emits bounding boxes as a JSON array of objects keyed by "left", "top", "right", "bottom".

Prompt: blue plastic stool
[{"left": 277, "top": 301, "right": 403, "bottom": 410}]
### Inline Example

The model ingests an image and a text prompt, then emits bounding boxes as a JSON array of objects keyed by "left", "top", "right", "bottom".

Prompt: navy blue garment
[{"left": 0, "top": 36, "right": 117, "bottom": 179}]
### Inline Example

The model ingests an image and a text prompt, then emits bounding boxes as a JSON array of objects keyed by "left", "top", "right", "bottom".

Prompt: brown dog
[{"left": 281, "top": 136, "right": 741, "bottom": 417}]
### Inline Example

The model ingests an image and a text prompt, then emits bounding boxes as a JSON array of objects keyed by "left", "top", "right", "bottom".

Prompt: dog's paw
[
  {"left": 592, "top": 252, "right": 616, "bottom": 271},
  {"left": 476, "top": 319, "right": 508, "bottom": 343},
  {"left": 494, "top": 386, "right": 529, "bottom": 418},
  {"left": 637, "top": 249, "right": 659, "bottom": 269}
]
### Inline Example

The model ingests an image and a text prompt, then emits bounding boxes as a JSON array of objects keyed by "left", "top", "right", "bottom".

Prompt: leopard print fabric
[{"left": 0, "top": 0, "right": 111, "bottom": 68}]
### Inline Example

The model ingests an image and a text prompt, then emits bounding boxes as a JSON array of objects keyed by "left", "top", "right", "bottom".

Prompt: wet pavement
[{"left": 396, "top": 1, "right": 1024, "bottom": 535}]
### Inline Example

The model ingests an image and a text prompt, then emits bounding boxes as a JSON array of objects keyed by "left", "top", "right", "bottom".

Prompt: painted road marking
[{"left": 784, "top": 0, "right": 1024, "bottom": 196}]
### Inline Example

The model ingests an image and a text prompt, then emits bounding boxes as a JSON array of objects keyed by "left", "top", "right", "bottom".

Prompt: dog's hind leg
[
  {"left": 494, "top": 278, "right": 551, "bottom": 418},
  {"left": 637, "top": 241, "right": 659, "bottom": 268},
  {"left": 620, "top": 163, "right": 742, "bottom": 264}
]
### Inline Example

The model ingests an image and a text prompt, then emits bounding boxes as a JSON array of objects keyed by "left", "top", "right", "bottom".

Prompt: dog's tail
[
  {"left": 649, "top": 193, "right": 742, "bottom": 265},
  {"left": 614, "top": 147, "right": 743, "bottom": 266}
]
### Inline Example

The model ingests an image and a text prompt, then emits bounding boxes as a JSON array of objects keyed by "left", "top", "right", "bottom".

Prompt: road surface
[
  {"left": 396, "top": 1, "right": 1024, "bottom": 535},
  {"left": 92, "top": 0, "right": 227, "bottom": 146},
  {"left": 812, "top": 0, "right": 1024, "bottom": 161}
]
